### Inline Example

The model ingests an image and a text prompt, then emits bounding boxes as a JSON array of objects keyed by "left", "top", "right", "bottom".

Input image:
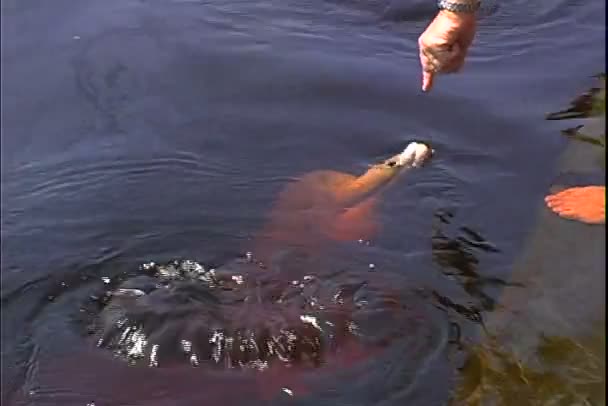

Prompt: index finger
[{"left": 422, "top": 70, "right": 434, "bottom": 92}]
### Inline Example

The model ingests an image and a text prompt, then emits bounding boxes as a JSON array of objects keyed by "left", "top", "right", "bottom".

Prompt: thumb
[{"left": 422, "top": 70, "right": 434, "bottom": 92}]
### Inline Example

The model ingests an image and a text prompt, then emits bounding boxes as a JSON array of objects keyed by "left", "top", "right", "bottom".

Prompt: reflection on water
[{"left": 431, "top": 209, "right": 517, "bottom": 318}]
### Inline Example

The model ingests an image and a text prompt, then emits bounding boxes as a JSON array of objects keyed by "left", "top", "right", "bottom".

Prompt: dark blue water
[{"left": 1, "top": 0, "right": 605, "bottom": 405}]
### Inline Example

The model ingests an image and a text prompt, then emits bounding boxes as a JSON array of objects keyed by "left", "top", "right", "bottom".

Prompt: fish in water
[{"left": 83, "top": 142, "right": 435, "bottom": 372}]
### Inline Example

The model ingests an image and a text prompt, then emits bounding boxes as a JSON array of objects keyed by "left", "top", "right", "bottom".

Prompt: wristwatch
[{"left": 437, "top": 0, "right": 481, "bottom": 14}]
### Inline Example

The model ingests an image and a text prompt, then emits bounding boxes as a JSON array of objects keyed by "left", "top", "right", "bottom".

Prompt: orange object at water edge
[{"left": 545, "top": 186, "right": 606, "bottom": 224}]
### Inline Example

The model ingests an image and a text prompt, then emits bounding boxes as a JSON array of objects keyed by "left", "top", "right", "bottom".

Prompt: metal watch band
[{"left": 437, "top": 0, "right": 481, "bottom": 14}]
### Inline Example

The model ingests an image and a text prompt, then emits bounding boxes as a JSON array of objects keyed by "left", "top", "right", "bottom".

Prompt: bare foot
[{"left": 545, "top": 186, "right": 606, "bottom": 224}]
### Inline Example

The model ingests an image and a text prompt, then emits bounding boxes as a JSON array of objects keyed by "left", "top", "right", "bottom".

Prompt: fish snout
[{"left": 396, "top": 142, "right": 434, "bottom": 168}]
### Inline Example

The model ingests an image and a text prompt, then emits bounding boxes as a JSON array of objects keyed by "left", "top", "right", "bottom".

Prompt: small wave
[
  {"left": 78, "top": 257, "right": 445, "bottom": 373},
  {"left": 0, "top": 249, "right": 453, "bottom": 405}
]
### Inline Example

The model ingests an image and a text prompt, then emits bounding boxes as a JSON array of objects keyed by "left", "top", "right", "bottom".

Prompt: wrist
[
  {"left": 437, "top": 8, "right": 477, "bottom": 24},
  {"left": 437, "top": 0, "right": 480, "bottom": 18}
]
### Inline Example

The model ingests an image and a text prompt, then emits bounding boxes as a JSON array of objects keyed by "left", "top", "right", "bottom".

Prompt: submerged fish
[{"left": 82, "top": 142, "right": 436, "bottom": 373}]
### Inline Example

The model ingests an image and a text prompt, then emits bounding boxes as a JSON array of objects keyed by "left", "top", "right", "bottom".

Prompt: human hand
[{"left": 418, "top": 9, "right": 477, "bottom": 92}]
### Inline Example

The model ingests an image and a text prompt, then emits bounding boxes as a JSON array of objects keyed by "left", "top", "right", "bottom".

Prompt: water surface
[{"left": 1, "top": 0, "right": 605, "bottom": 405}]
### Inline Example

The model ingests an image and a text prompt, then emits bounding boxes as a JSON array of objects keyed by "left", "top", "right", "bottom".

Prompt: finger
[
  {"left": 441, "top": 56, "right": 465, "bottom": 73},
  {"left": 436, "top": 42, "right": 461, "bottom": 67},
  {"left": 419, "top": 49, "right": 430, "bottom": 70},
  {"left": 425, "top": 44, "right": 463, "bottom": 75},
  {"left": 453, "top": 60, "right": 465, "bottom": 73},
  {"left": 450, "top": 46, "right": 469, "bottom": 73},
  {"left": 460, "top": 27, "right": 477, "bottom": 50},
  {"left": 442, "top": 43, "right": 466, "bottom": 72},
  {"left": 422, "top": 70, "right": 435, "bottom": 92}
]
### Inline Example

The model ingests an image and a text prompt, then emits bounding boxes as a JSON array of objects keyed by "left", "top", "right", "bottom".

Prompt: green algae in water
[{"left": 451, "top": 331, "right": 605, "bottom": 406}]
